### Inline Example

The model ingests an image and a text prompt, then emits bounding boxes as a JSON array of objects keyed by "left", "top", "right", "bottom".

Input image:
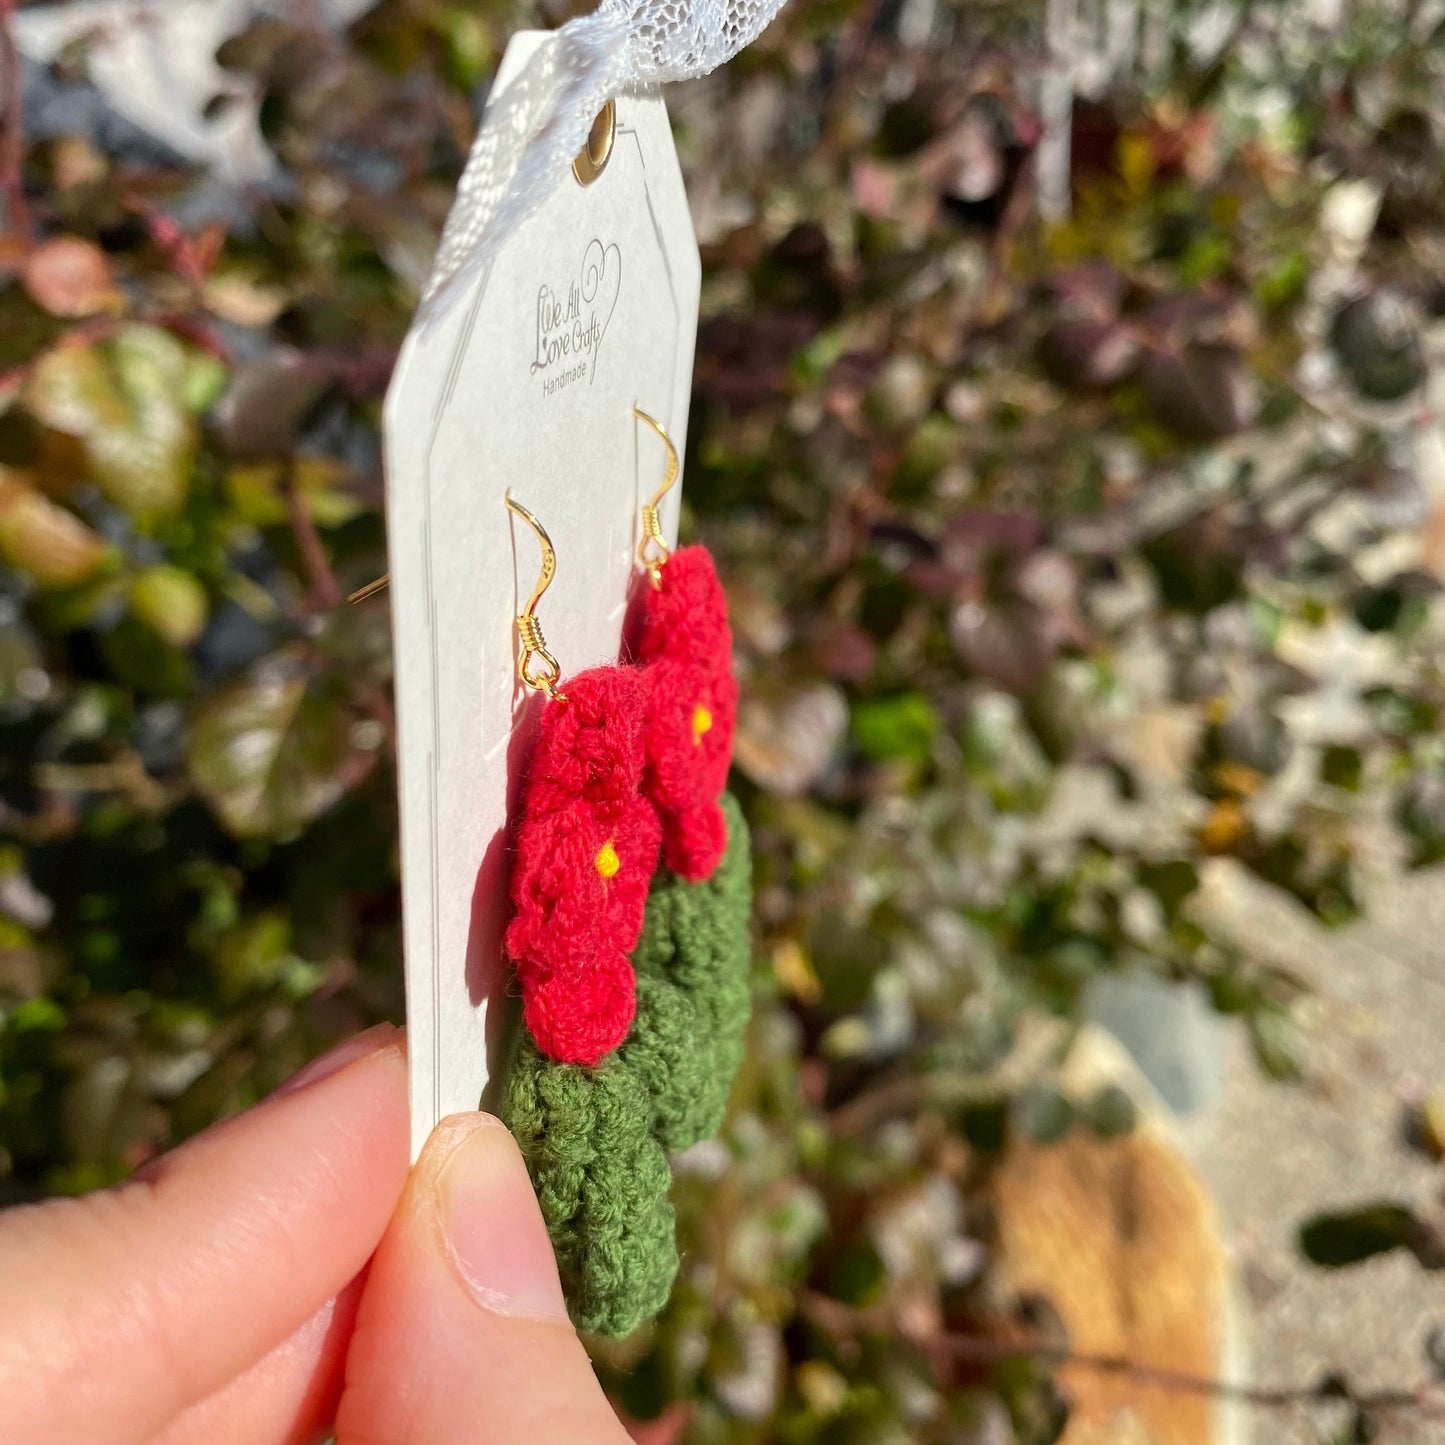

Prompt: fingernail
[
  {"left": 273, "top": 1023, "right": 401, "bottom": 1099},
  {"left": 431, "top": 1115, "right": 570, "bottom": 1322}
]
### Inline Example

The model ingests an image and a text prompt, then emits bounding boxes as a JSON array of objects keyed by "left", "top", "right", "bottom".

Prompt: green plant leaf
[
  {"left": 131, "top": 565, "right": 210, "bottom": 649},
  {"left": 0, "top": 467, "right": 109, "bottom": 587},
  {"left": 1299, "top": 1204, "right": 1414, "bottom": 1269},
  {"left": 1248, "top": 1002, "right": 1305, "bottom": 1081},
  {"left": 188, "top": 661, "right": 376, "bottom": 839},
  {"left": 852, "top": 692, "right": 938, "bottom": 764},
  {"left": 226, "top": 457, "right": 361, "bottom": 530},
  {"left": 26, "top": 326, "right": 198, "bottom": 524},
  {"left": 1012, "top": 1083, "right": 1076, "bottom": 1145},
  {"left": 1084, "top": 1083, "right": 1138, "bottom": 1138},
  {"left": 211, "top": 909, "right": 321, "bottom": 1002},
  {"left": 99, "top": 614, "right": 192, "bottom": 697}
]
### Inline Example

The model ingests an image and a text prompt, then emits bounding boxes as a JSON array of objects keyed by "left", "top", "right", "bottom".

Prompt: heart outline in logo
[{"left": 580, "top": 237, "right": 621, "bottom": 383}]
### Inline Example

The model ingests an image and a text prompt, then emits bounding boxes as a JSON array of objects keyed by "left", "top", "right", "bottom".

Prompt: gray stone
[
  {"left": 1084, "top": 970, "right": 1227, "bottom": 1115},
  {"left": 1182, "top": 858, "right": 1445, "bottom": 1443}
]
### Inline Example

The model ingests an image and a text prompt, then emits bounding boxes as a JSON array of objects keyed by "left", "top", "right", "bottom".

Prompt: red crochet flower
[
  {"left": 637, "top": 545, "right": 738, "bottom": 882},
  {"left": 506, "top": 666, "right": 660, "bottom": 1064}
]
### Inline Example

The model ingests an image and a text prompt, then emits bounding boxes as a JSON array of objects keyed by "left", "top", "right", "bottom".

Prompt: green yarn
[
  {"left": 500, "top": 793, "right": 753, "bottom": 1337},
  {"left": 624, "top": 792, "right": 753, "bottom": 1151},
  {"left": 502, "top": 1040, "right": 678, "bottom": 1337}
]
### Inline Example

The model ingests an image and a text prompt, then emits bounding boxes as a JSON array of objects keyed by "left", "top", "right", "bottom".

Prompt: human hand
[{"left": 0, "top": 1024, "right": 634, "bottom": 1445}]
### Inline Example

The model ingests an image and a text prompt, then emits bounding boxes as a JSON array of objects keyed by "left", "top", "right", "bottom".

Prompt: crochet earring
[
  {"left": 501, "top": 495, "right": 660, "bottom": 1066},
  {"left": 623, "top": 409, "right": 751, "bottom": 1145},
  {"left": 499, "top": 491, "right": 677, "bottom": 1339},
  {"left": 632, "top": 408, "right": 739, "bottom": 883},
  {"left": 499, "top": 420, "right": 754, "bottom": 1339}
]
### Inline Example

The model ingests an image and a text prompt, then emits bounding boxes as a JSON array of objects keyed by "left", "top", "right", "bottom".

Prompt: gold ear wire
[
  {"left": 348, "top": 574, "right": 389, "bottom": 604},
  {"left": 633, "top": 407, "right": 678, "bottom": 587},
  {"left": 505, "top": 494, "right": 566, "bottom": 702}
]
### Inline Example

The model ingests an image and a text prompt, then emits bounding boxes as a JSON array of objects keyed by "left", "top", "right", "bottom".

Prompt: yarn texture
[
  {"left": 501, "top": 795, "right": 753, "bottom": 1335},
  {"left": 638, "top": 546, "right": 739, "bottom": 881},
  {"left": 623, "top": 791, "right": 753, "bottom": 1150},
  {"left": 505, "top": 666, "right": 661, "bottom": 1064},
  {"left": 500, "top": 545, "right": 747, "bottom": 1330},
  {"left": 501, "top": 1039, "right": 678, "bottom": 1337}
]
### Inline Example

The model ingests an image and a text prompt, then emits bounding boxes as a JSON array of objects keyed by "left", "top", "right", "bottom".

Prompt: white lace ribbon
[{"left": 419, "top": 0, "right": 787, "bottom": 321}]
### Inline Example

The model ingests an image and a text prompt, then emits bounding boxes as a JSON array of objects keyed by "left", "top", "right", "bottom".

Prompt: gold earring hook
[
  {"left": 348, "top": 574, "right": 389, "bottom": 604},
  {"left": 633, "top": 407, "right": 678, "bottom": 587},
  {"left": 506, "top": 494, "right": 566, "bottom": 702}
]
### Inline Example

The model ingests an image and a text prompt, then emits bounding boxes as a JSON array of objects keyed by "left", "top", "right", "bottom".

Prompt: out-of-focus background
[{"left": 3, "top": 0, "right": 1445, "bottom": 1440}]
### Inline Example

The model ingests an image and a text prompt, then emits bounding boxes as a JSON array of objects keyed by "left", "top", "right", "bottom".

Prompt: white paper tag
[{"left": 382, "top": 35, "right": 701, "bottom": 1158}]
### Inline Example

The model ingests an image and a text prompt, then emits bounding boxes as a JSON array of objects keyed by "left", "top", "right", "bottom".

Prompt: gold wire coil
[
  {"left": 506, "top": 494, "right": 566, "bottom": 702},
  {"left": 515, "top": 613, "right": 562, "bottom": 698},
  {"left": 638, "top": 504, "right": 668, "bottom": 582},
  {"left": 633, "top": 407, "right": 678, "bottom": 587}
]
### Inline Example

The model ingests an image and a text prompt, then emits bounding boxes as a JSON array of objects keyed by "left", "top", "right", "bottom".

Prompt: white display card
[{"left": 382, "top": 34, "right": 701, "bottom": 1157}]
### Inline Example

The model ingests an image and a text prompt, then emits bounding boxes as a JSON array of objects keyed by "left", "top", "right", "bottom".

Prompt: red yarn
[
  {"left": 504, "top": 553, "right": 736, "bottom": 1061},
  {"left": 505, "top": 667, "right": 660, "bottom": 1064},
  {"left": 637, "top": 545, "right": 738, "bottom": 881}
]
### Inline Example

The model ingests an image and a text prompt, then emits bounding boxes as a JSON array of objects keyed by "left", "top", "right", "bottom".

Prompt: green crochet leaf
[
  {"left": 501, "top": 793, "right": 753, "bottom": 1337},
  {"left": 624, "top": 791, "right": 753, "bottom": 1151},
  {"left": 502, "top": 1042, "right": 677, "bottom": 1337}
]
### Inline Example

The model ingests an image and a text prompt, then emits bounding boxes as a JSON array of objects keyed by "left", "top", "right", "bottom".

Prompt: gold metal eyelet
[{"left": 572, "top": 100, "right": 616, "bottom": 186}]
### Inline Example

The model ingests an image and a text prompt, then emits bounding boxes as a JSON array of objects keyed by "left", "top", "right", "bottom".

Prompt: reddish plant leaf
[{"left": 21, "top": 237, "right": 121, "bottom": 318}]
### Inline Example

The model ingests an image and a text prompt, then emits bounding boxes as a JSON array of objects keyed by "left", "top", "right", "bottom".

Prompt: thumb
[{"left": 335, "top": 1114, "right": 633, "bottom": 1445}]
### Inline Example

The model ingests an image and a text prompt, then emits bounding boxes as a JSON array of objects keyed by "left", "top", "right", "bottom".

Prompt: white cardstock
[{"left": 383, "top": 34, "right": 701, "bottom": 1158}]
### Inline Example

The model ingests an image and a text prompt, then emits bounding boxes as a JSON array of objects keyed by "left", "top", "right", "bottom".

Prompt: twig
[
  {"left": 836, "top": 0, "right": 890, "bottom": 87},
  {"left": 940, "top": 1334, "right": 1441, "bottom": 1416},
  {"left": 1036, "top": 0, "right": 1075, "bottom": 222},
  {"left": 799, "top": 1292, "right": 1445, "bottom": 1418},
  {"left": 828, "top": 1069, "right": 994, "bottom": 1136},
  {"left": 829, "top": 1073, "right": 946, "bottom": 1136},
  {"left": 0, "top": 0, "right": 32, "bottom": 244},
  {"left": 282, "top": 459, "right": 343, "bottom": 611},
  {"left": 977, "top": 147, "right": 1037, "bottom": 324},
  {"left": 155, "top": 313, "right": 234, "bottom": 363}
]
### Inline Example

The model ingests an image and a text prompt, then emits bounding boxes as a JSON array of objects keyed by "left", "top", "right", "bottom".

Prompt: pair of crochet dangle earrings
[
  {"left": 498, "top": 409, "right": 751, "bottom": 1337},
  {"left": 503, "top": 408, "right": 740, "bottom": 1067}
]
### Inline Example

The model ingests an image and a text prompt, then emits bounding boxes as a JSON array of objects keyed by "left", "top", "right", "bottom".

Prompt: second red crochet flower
[{"left": 637, "top": 545, "right": 738, "bottom": 882}]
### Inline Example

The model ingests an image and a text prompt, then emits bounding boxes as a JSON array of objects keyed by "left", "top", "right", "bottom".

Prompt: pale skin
[{"left": 0, "top": 1024, "right": 634, "bottom": 1445}]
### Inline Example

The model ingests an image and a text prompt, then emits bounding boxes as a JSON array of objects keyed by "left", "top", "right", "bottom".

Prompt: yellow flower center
[
  {"left": 594, "top": 841, "right": 620, "bottom": 879},
  {"left": 692, "top": 704, "right": 713, "bottom": 746}
]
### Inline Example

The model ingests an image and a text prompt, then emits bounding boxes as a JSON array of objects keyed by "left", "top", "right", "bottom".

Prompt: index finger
[{"left": 0, "top": 1025, "right": 409, "bottom": 1445}]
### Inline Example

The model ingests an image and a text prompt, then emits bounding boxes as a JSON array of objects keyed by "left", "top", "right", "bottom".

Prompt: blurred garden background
[{"left": 4, "top": 0, "right": 1445, "bottom": 1440}]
